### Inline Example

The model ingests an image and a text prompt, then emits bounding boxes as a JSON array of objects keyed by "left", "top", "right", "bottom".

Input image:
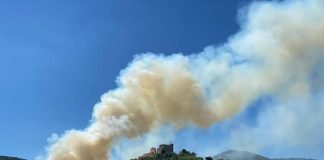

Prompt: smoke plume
[{"left": 46, "top": 0, "right": 324, "bottom": 159}]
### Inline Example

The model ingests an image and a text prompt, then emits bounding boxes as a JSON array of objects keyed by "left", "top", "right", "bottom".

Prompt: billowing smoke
[{"left": 46, "top": 0, "right": 324, "bottom": 159}]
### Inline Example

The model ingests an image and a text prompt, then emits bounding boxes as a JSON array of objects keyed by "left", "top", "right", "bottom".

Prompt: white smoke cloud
[
  {"left": 258, "top": 99, "right": 323, "bottom": 148},
  {"left": 168, "top": 93, "right": 324, "bottom": 159},
  {"left": 209, "top": 93, "right": 324, "bottom": 159},
  {"left": 43, "top": 0, "right": 324, "bottom": 159}
]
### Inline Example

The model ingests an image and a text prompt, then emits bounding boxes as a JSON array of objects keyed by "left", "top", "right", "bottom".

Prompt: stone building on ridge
[{"left": 157, "top": 144, "right": 173, "bottom": 154}]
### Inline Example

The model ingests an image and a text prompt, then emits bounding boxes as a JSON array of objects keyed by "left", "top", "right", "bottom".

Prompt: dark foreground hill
[
  {"left": 1, "top": 149, "right": 318, "bottom": 160},
  {"left": 0, "top": 156, "right": 25, "bottom": 160},
  {"left": 131, "top": 143, "right": 317, "bottom": 160},
  {"left": 213, "top": 150, "right": 317, "bottom": 160}
]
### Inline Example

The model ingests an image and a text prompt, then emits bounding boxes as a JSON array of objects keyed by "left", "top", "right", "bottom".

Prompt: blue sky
[{"left": 0, "top": 0, "right": 251, "bottom": 159}]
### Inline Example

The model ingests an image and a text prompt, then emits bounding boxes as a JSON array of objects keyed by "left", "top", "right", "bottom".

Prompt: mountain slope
[
  {"left": 0, "top": 156, "right": 26, "bottom": 160},
  {"left": 213, "top": 150, "right": 269, "bottom": 160},
  {"left": 272, "top": 158, "right": 317, "bottom": 160},
  {"left": 213, "top": 150, "right": 317, "bottom": 160}
]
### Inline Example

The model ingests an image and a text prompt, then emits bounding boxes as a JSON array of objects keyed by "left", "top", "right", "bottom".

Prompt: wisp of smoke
[{"left": 46, "top": 0, "right": 324, "bottom": 159}]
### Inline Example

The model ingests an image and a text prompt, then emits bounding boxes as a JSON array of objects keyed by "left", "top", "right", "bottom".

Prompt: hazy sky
[{"left": 0, "top": 0, "right": 248, "bottom": 159}]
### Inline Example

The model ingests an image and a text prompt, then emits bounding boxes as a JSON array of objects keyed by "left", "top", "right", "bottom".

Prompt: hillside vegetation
[{"left": 0, "top": 156, "right": 25, "bottom": 160}]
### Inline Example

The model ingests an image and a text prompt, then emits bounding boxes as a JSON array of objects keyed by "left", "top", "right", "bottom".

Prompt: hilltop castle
[
  {"left": 134, "top": 144, "right": 174, "bottom": 160},
  {"left": 131, "top": 143, "right": 212, "bottom": 160}
]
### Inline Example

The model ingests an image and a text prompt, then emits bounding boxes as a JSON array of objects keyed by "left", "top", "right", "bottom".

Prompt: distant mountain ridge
[
  {"left": 214, "top": 150, "right": 269, "bottom": 160},
  {"left": 272, "top": 158, "right": 316, "bottom": 160},
  {"left": 213, "top": 150, "right": 318, "bottom": 160},
  {"left": 0, "top": 156, "right": 25, "bottom": 160}
]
